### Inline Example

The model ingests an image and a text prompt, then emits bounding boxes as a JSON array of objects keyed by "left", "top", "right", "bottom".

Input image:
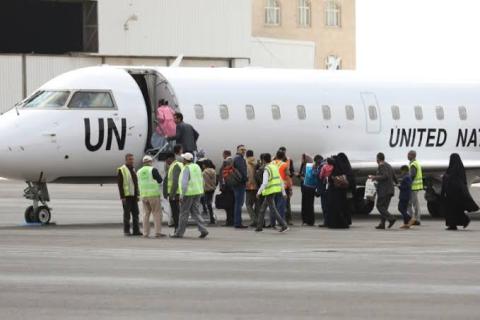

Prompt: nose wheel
[{"left": 24, "top": 179, "right": 52, "bottom": 225}]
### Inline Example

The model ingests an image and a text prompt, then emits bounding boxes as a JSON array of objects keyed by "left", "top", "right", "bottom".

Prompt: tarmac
[{"left": 0, "top": 180, "right": 479, "bottom": 319}]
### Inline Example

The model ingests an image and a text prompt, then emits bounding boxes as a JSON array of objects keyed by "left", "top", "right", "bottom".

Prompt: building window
[
  {"left": 368, "top": 105, "right": 378, "bottom": 120},
  {"left": 194, "top": 104, "right": 204, "bottom": 120},
  {"left": 435, "top": 106, "right": 444, "bottom": 120},
  {"left": 322, "top": 105, "right": 331, "bottom": 120},
  {"left": 272, "top": 105, "right": 281, "bottom": 120},
  {"left": 265, "top": 0, "right": 281, "bottom": 26},
  {"left": 326, "top": 55, "right": 341, "bottom": 70},
  {"left": 325, "top": 0, "right": 341, "bottom": 27},
  {"left": 298, "top": 0, "right": 311, "bottom": 27},
  {"left": 391, "top": 105, "right": 400, "bottom": 120},
  {"left": 245, "top": 105, "right": 255, "bottom": 120},
  {"left": 414, "top": 106, "right": 423, "bottom": 120},
  {"left": 219, "top": 104, "right": 229, "bottom": 120},
  {"left": 458, "top": 106, "right": 467, "bottom": 120},
  {"left": 345, "top": 105, "right": 354, "bottom": 120},
  {"left": 297, "top": 105, "right": 307, "bottom": 120}
]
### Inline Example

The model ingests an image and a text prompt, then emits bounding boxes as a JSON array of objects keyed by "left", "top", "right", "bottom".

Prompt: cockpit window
[
  {"left": 23, "top": 91, "right": 70, "bottom": 109},
  {"left": 68, "top": 91, "right": 115, "bottom": 109}
]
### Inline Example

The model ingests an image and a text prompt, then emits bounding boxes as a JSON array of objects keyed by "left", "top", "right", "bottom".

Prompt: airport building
[{"left": 0, "top": 0, "right": 355, "bottom": 113}]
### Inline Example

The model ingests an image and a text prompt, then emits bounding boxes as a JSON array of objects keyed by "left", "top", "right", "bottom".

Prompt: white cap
[
  {"left": 142, "top": 155, "right": 153, "bottom": 163},
  {"left": 182, "top": 153, "right": 194, "bottom": 161}
]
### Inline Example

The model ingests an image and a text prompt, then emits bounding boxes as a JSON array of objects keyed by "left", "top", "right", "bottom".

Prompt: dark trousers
[
  {"left": 398, "top": 200, "right": 411, "bottom": 224},
  {"left": 301, "top": 185, "right": 315, "bottom": 225},
  {"left": 285, "top": 188, "right": 292, "bottom": 223},
  {"left": 257, "top": 194, "right": 286, "bottom": 229},
  {"left": 377, "top": 195, "right": 394, "bottom": 224},
  {"left": 169, "top": 198, "right": 180, "bottom": 231},
  {"left": 320, "top": 192, "right": 328, "bottom": 226},
  {"left": 204, "top": 190, "right": 215, "bottom": 223},
  {"left": 122, "top": 197, "right": 140, "bottom": 234}
]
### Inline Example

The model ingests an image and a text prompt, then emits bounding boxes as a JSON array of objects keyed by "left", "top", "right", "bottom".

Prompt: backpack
[
  {"left": 223, "top": 166, "right": 242, "bottom": 188},
  {"left": 255, "top": 165, "right": 265, "bottom": 187}
]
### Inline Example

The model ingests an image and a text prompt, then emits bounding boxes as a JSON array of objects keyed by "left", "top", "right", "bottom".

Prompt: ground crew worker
[
  {"left": 278, "top": 146, "right": 294, "bottom": 225},
  {"left": 117, "top": 153, "right": 142, "bottom": 236},
  {"left": 137, "top": 155, "right": 164, "bottom": 238},
  {"left": 163, "top": 145, "right": 184, "bottom": 231},
  {"left": 171, "top": 153, "right": 209, "bottom": 238},
  {"left": 407, "top": 150, "right": 423, "bottom": 225},
  {"left": 273, "top": 150, "right": 289, "bottom": 226},
  {"left": 255, "top": 153, "right": 289, "bottom": 233}
]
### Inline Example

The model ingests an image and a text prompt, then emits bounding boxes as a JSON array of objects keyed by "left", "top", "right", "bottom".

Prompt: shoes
[
  {"left": 199, "top": 231, "right": 209, "bottom": 239},
  {"left": 271, "top": 226, "right": 278, "bottom": 230},
  {"left": 375, "top": 224, "right": 386, "bottom": 230},
  {"left": 223, "top": 223, "right": 234, "bottom": 227},
  {"left": 124, "top": 232, "right": 132, "bottom": 237},
  {"left": 169, "top": 234, "right": 183, "bottom": 238},
  {"left": 132, "top": 232, "right": 143, "bottom": 236},
  {"left": 168, "top": 224, "right": 175, "bottom": 228},
  {"left": 234, "top": 225, "right": 248, "bottom": 229},
  {"left": 209, "top": 220, "right": 217, "bottom": 225},
  {"left": 413, "top": 221, "right": 421, "bottom": 226},
  {"left": 279, "top": 226, "right": 289, "bottom": 233},
  {"left": 264, "top": 224, "right": 272, "bottom": 228},
  {"left": 388, "top": 219, "right": 396, "bottom": 229},
  {"left": 155, "top": 233, "right": 167, "bottom": 238},
  {"left": 249, "top": 223, "right": 257, "bottom": 228},
  {"left": 400, "top": 224, "right": 410, "bottom": 229},
  {"left": 407, "top": 218, "right": 416, "bottom": 227},
  {"left": 318, "top": 224, "right": 327, "bottom": 228},
  {"left": 446, "top": 226, "right": 458, "bottom": 231},
  {"left": 463, "top": 217, "right": 471, "bottom": 229},
  {"left": 254, "top": 228, "right": 263, "bottom": 232},
  {"left": 287, "top": 221, "right": 294, "bottom": 226}
]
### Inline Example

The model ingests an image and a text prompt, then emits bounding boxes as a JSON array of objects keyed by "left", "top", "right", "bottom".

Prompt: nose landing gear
[{"left": 23, "top": 181, "right": 51, "bottom": 224}]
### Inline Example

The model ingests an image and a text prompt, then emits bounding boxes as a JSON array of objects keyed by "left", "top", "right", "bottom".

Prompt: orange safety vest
[{"left": 273, "top": 159, "right": 293, "bottom": 189}]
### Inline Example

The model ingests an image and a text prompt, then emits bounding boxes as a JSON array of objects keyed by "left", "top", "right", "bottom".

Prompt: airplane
[{"left": 0, "top": 65, "right": 479, "bottom": 224}]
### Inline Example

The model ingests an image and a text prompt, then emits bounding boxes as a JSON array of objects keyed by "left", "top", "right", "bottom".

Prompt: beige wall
[{"left": 252, "top": 0, "right": 356, "bottom": 69}]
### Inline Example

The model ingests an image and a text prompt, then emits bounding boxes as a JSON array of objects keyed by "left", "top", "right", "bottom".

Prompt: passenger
[
  {"left": 232, "top": 145, "right": 248, "bottom": 229},
  {"left": 297, "top": 153, "right": 313, "bottom": 181},
  {"left": 117, "top": 153, "right": 142, "bottom": 236},
  {"left": 152, "top": 100, "right": 176, "bottom": 149},
  {"left": 245, "top": 150, "right": 259, "bottom": 227},
  {"left": 407, "top": 150, "right": 423, "bottom": 225},
  {"left": 202, "top": 159, "right": 218, "bottom": 225},
  {"left": 255, "top": 153, "right": 289, "bottom": 233},
  {"left": 272, "top": 150, "right": 289, "bottom": 228},
  {"left": 327, "top": 153, "right": 355, "bottom": 229},
  {"left": 278, "top": 146, "right": 295, "bottom": 225},
  {"left": 168, "top": 112, "right": 199, "bottom": 154},
  {"left": 398, "top": 165, "right": 413, "bottom": 229},
  {"left": 254, "top": 154, "right": 268, "bottom": 226},
  {"left": 301, "top": 155, "right": 322, "bottom": 226},
  {"left": 171, "top": 153, "right": 209, "bottom": 238},
  {"left": 219, "top": 156, "right": 235, "bottom": 226},
  {"left": 318, "top": 157, "right": 334, "bottom": 228},
  {"left": 137, "top": 155, "right": 165, "bottom": 238},
  {"left": 441, "top": 153, "right": 478, "bottom": 230},
  {"left": 369, "top": 152, "right": 397, "bottom": 230},
  {"left": 163, "top": 144, "right": 184, "bottom": 232}
]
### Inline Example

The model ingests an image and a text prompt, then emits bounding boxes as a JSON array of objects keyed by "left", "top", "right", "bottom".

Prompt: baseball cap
[{"left": 182, "top": 153, "right": 194, "bottom": 161}]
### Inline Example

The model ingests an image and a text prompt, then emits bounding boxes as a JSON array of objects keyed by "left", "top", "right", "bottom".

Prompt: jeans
[
  {"left": 257, "top": 194, "right": 286, "bottom": 229},
  {"left": 122, "top": 197, "right": 140, "bottom": 234},
  {"left": 233, "top": 186, "right": 246, "bottom": 227},
  {"left": 272, "top": 193, "right": 286, "bottom": 226},
  {"left": 398, "top": 200, "right": 411, "bottom": 224}
]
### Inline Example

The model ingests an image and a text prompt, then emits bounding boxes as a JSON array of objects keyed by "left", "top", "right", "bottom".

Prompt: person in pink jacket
[{"left": 151, "top": 100, "right": 176, "bottom": 149}]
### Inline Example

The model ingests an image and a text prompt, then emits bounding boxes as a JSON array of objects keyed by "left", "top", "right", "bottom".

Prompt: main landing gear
[{"left": 23, "top": 181, "right": 51, "bottom": 224}]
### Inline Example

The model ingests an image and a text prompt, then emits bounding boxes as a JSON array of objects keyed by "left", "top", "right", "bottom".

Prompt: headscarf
[
  {"left": 446, "top": 153, "right": 467, "bottom": 185},
  {"left": 334, "top": 153, "right": 353, "bottom": 175}
]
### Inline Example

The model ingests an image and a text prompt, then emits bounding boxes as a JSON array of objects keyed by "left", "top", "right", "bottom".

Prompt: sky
[{"left": 356, "top": 0, "right": 480, "bottom": 77}]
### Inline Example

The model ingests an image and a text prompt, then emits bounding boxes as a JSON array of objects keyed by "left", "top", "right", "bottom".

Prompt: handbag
[
  {"left": 333, "top": 174, "right": 350, "bottom": 189},
  {"left": 215, "top": 193, "right": 227, "bottom": 210}
]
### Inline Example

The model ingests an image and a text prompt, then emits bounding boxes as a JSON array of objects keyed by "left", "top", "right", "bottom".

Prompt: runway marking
[{"left": 0, "top": 274, "right": 479, "bottom": 295}]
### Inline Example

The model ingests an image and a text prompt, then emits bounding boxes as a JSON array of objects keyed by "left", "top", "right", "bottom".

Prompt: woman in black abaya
[
  {"left": 441, "top": 153, "right": 478, "bottom": 230},
  {"left": 327, "top": 153, "right": 356, "bottom": 228}
]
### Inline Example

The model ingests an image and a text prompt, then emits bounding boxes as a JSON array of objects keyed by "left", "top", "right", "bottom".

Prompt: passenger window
[
  {"left": 436, "top": 106, "right": 444, "bottom": 120},
  {"left": 194, "top": 104, "right": 204, "bottom": 120},
  {"left": 345, "top": 105, "right": 354, "bottom": 120},
  {"left": 458, "top": 106, "right": 467, "bottom": 120},
  {"left": 219, "top": 104, "right": 229, "bottom": 120},
  {"left": 414, "top": 106, "right": 423, "bottom": 120},
  {"left": 297, "top": 105, "right": 307, "bottom": 120},
  {"left": 322, "top": 105, "right": 331, "bottom": 120},
  {"left": 391, "top": 105, "right": 400, "bottom": 120},
  {"left": 68, "top": 91, "right": 114, "bottom": 109},
  {"left": 245, "top": 105, "right": 255, "bottom": 120},
  {"left": 368, "top": 105, "right": 378, "bottom": 120},
  {"left": 272, "top": 105, "right": 281, "bottom": 120}
]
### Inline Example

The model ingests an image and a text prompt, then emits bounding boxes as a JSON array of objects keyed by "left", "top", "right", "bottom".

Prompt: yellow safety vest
[
  {"left": 409, "top": 159, "right": 424, "bottom": 191},
  {"left": 137, "top": 166, "right": 161, "bottom": 198},
  {"left": 118, "top": 165, "right": 135, "bottom": 197},
  {"left": 179, "top": 163, "right": 204, "bottom": 196},
  {"left": 167, "top": 160, "right": 184, "bottom": 195},
  {"left": 262, "top": 163, "right": 282, "bottom": 196}
]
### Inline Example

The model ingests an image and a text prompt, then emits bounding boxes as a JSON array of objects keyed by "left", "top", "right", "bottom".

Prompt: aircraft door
[{"left": 361, "top": 92, "right": 381, "bottom": 134}]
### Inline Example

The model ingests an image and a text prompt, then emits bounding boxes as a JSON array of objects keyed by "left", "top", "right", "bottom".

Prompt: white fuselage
[{"left": 0, "top": 66, "right": 479, "bottom": 183}]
